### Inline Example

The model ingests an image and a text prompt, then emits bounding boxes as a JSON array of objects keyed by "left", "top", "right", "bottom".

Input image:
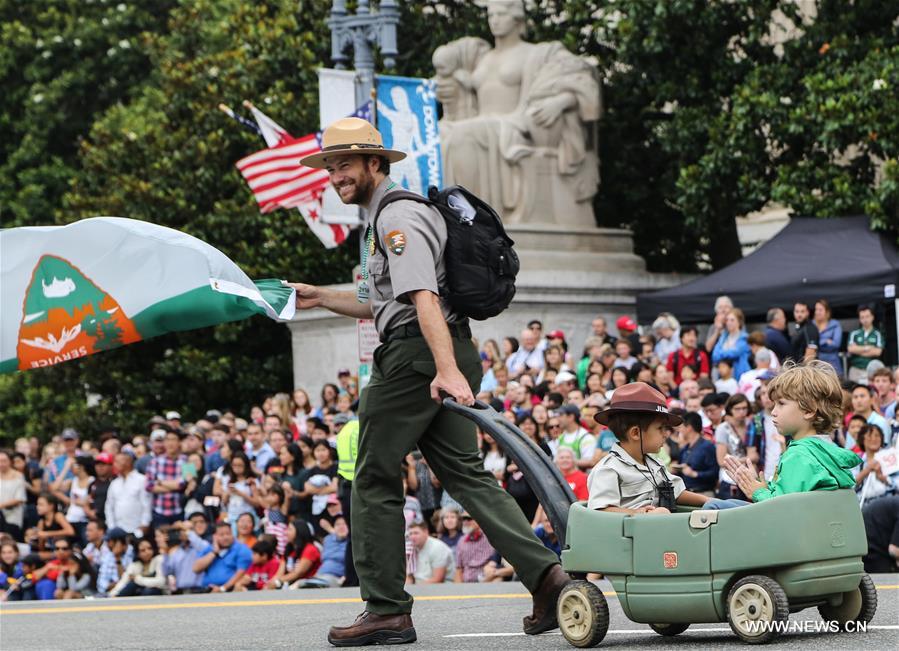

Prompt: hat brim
[
  {"left": 595, "top": 407, "right": 683, "bottom": 428},
  {"left": 300, "top": 147, "right": 407, "bottom": 169}
]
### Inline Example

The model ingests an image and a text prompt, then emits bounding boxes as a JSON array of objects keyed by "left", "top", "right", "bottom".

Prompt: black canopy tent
[{"left": 637, "top": 216, "right": 899, "bottom": 323}]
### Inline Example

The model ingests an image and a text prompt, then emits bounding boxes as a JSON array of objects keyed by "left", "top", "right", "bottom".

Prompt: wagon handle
[{"left": 442, "top": 397, "right": 577, "bottom": 549}]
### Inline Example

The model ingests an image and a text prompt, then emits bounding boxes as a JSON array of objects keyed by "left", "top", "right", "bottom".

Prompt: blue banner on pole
[{"left": 375, "top": 74, "right": 443, "bottom": 195}]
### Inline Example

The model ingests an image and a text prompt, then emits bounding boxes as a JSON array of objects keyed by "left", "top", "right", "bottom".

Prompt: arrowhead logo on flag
[
  {"left": 17, "top": 255, "right": 142, "bottom": 370},
  {"left": 234, "top": 102, "right": 372, "bottom": 249}
]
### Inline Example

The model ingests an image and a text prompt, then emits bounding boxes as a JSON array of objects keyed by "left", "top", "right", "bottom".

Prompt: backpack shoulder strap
[{"left": 370, "top": 190, "right": 433, "bottom": 258}]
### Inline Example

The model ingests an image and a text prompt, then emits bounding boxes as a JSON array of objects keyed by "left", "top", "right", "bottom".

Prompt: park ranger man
[{"left": 289, "top": 117, "right": 567, "bottom": 646}]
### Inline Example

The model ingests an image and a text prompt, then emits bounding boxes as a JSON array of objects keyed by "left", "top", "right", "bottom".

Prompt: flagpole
[{"left": 218, "top": 103, "right": 261, "bottom": 135}]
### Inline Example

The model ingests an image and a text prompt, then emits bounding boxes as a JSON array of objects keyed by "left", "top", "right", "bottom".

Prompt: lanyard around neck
[{"left": 360, "top": 181, "right": 398, "bottom": 282}]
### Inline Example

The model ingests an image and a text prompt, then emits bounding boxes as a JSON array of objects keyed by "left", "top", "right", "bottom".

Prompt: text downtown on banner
[{"left": 375, "top": 75, "right": 444, "bottom": 194}]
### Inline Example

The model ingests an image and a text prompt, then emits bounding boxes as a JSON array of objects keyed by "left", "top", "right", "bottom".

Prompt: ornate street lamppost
[{"left": 328, "top": 0, "right": 399, "bottom": 108}]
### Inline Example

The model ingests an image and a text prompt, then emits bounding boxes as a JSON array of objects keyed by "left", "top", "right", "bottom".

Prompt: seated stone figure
[{"left": 434, "top": 0, "right": 601, "bottom": 227}]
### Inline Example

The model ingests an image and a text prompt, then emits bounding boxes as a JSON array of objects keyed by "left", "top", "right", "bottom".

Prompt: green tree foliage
[
  {"left": 1, "top": 0, "right": 351, "bottom": 442},
  {"left": 765, "top": 3, "right": 898, "bottom": 227},
  {"left": 674, "top": 0, "right": 899, "bottom": 263},
  {"left": 0, "top": 0, "right": 178, "bottom": 226},
  {"left": 1, "top": 0, "right": 895, "bottom": 442}
]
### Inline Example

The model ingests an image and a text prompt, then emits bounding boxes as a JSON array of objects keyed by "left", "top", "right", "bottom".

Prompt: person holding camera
[{"left": 161, "top": 522, "right": 205, "bottom": 594}]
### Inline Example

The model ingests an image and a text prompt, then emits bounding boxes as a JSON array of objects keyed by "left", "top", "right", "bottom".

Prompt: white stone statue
[{"left": 433, "top": 0, "right": 601, "bottom": 228}]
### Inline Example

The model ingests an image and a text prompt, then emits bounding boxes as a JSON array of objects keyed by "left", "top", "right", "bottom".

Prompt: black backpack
[{"left": 372, "top": 185, "right": 519, "bottom": 321}]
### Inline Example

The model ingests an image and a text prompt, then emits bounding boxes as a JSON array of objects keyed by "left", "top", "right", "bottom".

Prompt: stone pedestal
[
  {"left": 507, "top": 224, "right": 647, "bottom": 273},
  {"left": 287, "top": 226, "right": 691, "bottom": 392}
]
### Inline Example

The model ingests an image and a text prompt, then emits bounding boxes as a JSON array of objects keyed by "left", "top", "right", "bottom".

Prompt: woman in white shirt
[
  {"left": 854, "top": 424, "right": 896, "bottom": 506},
  {"left": 714, "top": 394, "right": 759, "bottom": 500},
  {"left": 110, "top": 537, "right": 166, "bottom": 597},
  {"left": 0, "top": 450, "right": 26, "bottom": 541},
  {"left": 480, "top": 434, "right": 506, "bottom": 484},
  {"left": 65, "top": 457, "right": 95, "bottom": 546},
  {"left": 215, "top": 452, "right": 260, "bottom": 525}
]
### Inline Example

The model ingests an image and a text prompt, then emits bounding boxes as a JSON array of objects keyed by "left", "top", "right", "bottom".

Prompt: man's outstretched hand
[
  {"left": 286, "top": 282, "right": 323, "bottom": 310},
  {"left": 431, "top": 368, "right": 474, "bottom": 406}
]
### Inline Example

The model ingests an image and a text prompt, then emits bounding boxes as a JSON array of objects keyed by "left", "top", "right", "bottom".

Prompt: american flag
[{"left": 234, "top": 102, "right": 372, "bottom": 248}]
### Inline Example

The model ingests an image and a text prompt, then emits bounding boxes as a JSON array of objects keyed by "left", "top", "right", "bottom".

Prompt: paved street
[{"left": 1, "top": 576, "right": 896, "bottom": 650}]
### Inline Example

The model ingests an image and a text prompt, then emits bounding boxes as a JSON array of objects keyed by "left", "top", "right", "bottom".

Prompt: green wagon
[{"left": 443, "top": 399, "right": 878, "bottom": 645}]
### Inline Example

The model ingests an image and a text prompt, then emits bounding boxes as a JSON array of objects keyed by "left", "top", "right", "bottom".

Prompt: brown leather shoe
[
  {"left": 523, "top": 564, "right": 571, "bottom": 635},
  {"left": 327, "top": 611, "right": 417, "bottom": 647}
]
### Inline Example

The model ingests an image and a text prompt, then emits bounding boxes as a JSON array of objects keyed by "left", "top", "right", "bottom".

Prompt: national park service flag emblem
[
  {"left": 385, "top": 230, "right": 406, "bottom": 256},
  {"left": 16, "top": 255, "right": 142, "bottom": 371}
]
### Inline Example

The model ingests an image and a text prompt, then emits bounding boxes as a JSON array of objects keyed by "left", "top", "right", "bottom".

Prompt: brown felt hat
[
  {"left": 594, "top": 382, "right": 683, "bottom": 427},
  {"left": 300, "top": 117, "right": 406, "bottom": 169}
]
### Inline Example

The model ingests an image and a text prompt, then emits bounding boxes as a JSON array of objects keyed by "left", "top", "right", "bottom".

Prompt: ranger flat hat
[
  {"left": 300, "top": 117, "right": 406, "bottom": 169},
  {"left": 594, "top": 382, "right": 683, "bottom": 427}
]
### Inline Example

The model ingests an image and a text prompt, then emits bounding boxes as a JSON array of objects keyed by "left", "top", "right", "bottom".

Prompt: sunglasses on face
[
  {"left": 462, "top": 515, "right": 473, "bottom": 521},
  {"left": 548, "top": 424, "right": 561, "bottom": 429}
]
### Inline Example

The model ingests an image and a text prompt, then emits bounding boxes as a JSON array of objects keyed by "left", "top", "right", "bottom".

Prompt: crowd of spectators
[{"left": 1, "top": 299, "right": 898, "bottom": 601}]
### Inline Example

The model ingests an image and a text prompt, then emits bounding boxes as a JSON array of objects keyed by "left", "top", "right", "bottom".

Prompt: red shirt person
[
  {"left": 236, "top": 541, "right": 281, "bottom": 591},
  {"left": 667, "top": 326, "right": 710, "bottom": 385},
  {"left": 555, "top": 448, "right": 588, "bottom": 500}
]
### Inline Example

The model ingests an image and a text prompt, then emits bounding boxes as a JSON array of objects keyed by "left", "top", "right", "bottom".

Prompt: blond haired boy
[{"left": 714, "top": 360, "right": 860, "bottom": 507}]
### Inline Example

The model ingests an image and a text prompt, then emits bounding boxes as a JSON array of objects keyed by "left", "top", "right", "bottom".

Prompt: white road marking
[{"left": 443, "top": 625, "right": 899, "bottom": 638}]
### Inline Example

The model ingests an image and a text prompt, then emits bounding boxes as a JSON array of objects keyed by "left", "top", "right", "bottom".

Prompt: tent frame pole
[{"left": 894, "top": 299, "right": 899, "bottom": 366}]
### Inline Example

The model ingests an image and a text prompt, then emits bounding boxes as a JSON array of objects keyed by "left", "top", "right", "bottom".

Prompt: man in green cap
[{"left": 289, "top": 117, "right": 567, "bottom": 647}]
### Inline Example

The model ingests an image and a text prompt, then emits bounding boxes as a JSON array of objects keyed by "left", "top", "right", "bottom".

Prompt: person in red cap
[
  {"left": 616, "top": 315, "right": 637, "bottom": 333},
  {"left": 587, "top": 383, "right": 711, "bottom": 514},
  {"left": 615, "top": 315, "right": 642, "bottom": 363},
  {"left": 546, "top": 330, "right": 574, "bottom": 368}
]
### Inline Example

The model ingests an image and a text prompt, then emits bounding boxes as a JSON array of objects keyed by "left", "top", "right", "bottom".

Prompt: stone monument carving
[{"left": 433, "top": 0, "right": 600, "bottom": 228}]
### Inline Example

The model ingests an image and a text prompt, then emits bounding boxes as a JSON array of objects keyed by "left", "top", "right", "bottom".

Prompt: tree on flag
[{"left": 234, "top": 102, "right": 372, "bottom": 249}]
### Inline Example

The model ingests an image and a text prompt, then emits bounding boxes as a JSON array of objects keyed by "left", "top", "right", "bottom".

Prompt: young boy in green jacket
[{"left": 707, "top": 360, "right": 860, "bottom": 509}]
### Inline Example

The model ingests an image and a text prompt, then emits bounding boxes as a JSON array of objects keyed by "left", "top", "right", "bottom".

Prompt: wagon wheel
[
  {"left": 726, "top": 575, "right": 789, "bottom": 644},
  {"left": 557, "top": 580, "right": 610, "bottom": 648},
  {"left": 649, "top": 622, "right": 690, "bottom": 636},
  {"left": 818, "top": 574, "right": 878, "bottom": 631}
]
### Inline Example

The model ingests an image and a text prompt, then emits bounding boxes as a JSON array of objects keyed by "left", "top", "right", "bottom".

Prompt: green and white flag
[{"left": 0, "top": 217, "right": 295, "bottom": 374}]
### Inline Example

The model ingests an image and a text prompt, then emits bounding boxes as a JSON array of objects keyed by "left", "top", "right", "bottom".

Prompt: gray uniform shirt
[
  {"left": 586, "top": 443, "right": 686, "bottom": 510},
  {"left": 364, "top": 178, "right": 460, "bottom": 336}
]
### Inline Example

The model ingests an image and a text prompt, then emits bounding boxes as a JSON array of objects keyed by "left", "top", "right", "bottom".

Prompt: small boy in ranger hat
[{"left": 587, "top": 383, "right": 711, "bottom": 514}]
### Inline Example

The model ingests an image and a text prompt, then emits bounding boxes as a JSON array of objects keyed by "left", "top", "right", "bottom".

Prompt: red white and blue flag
[{"left": 234, "top": 102, "right": 372, "bottom": 249}]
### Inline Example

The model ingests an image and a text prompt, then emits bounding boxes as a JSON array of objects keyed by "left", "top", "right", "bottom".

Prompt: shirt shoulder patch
[{"left": 385, "top": 230, "right": 407, "bottom": 256}]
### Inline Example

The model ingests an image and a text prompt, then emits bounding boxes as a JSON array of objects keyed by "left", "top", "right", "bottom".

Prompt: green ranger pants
[{"left": 352, "top": 334, "right": 559, "bottom": 615}]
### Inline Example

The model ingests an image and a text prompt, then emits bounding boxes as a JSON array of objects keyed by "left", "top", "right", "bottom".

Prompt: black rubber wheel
[
  {"left": 649, "top": 622, "right": 690, "bottom": 636},
  {"left": 726, "top": 575, "right": 789, "bottom": 644},
  {"left": 557, "top": 580, "right": 610, "bottom": 648},
  {"left": 818, "top": 574, "right": 878, "bottom": 631}
]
